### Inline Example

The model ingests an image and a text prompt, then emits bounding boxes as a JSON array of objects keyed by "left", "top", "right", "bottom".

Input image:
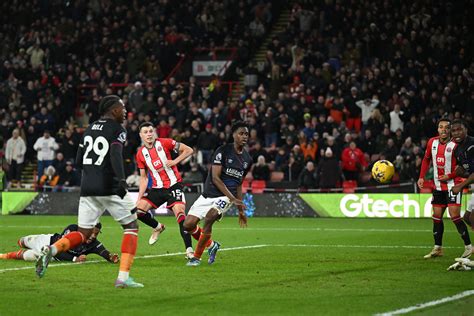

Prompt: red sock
[
  {"left": 190, "top": 226, "right": 213, "bottom": 247},
  {"left": 194, "top": 233, "right": 211, "bottom": 260},
  {"left": 176, "top": 213, "right": 185, "bottom": 224},
  {"left": 5, "top": 250, "right": 25, "bottom": 260},
  {"left": 53, "top": 231, "right": 85, "bottom": 254},
  {"left": 119, "top": 229, "right": 138, "bottom": 273}
]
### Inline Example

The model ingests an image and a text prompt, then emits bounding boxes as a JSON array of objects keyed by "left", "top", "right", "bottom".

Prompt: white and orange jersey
[
  {"left": 420, "top": 136, "right": 462, "bottom": 191},
  {"left": 135, "top": 138, "right": 182, "bottom": 189}
]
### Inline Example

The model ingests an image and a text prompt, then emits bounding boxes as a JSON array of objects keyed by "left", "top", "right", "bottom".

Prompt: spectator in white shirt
[
  {"left": 389, "top": 104, "right": 405, "bottom": 133},
  {"left": 33, "top": 130, "right": 59, "bottom": 180},
  {"left": 5, "top": 129, "right": 27, "bottom": 187},
  {"left": 356, "top": 96, "right": 380, "bottom": 126}
]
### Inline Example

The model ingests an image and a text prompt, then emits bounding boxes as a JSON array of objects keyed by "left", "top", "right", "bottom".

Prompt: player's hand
[
  {"left": 116, "top": 179, "right": 128, "bottom": 199},
  {"left": 417, "top": 178, "right": 424, "bottom": 189},
  {"left": 238, "top": 212, "right": 248, "bottom": 228},
  {"left": 166, "top": 160, "right": 178, "bottom": 168},
  {"left": 438, "top": 175, "right": 450, "bottom": 182},
  {"left": 231, "top": 198, "right": 245, "bottom": 208},
  {"left": 451, "top": 184, "right": 462, "bottom": 195},
  {"left": 109, "top": 253, "right": 119, "bottom": 263},
  {"left": 75, "top": 255, "right": 87, "bottom": 263}
]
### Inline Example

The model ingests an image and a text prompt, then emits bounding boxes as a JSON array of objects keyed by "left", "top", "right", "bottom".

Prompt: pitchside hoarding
[{"left": 300, "top": 193, "right": 470, "bottom": 218}]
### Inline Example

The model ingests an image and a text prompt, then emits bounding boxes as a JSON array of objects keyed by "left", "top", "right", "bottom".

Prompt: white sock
[
  {"left": 186, "top": 247, "right": 193, "bottom": 253},
  {"left": 465, "top": 244, "right": 472, "bottom": 250},
  {"left": 208, "top": 241, "right": 215, "bottom": 248},
  {"left": 434, "top": 245, "right": 442, "bottom": 249},
  {"left": 23, "top": 250, "right": 38, "bottom": 261},
  {"left": 50, "top": 245, "right": 58, "bottom": 256},
  {"left": 118, "top": 271, "right": 129, "bottom": 281}
]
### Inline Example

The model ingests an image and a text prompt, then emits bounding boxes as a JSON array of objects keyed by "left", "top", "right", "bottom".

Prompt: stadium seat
[
  {"left": 242, "top": 179, "right": 251, "bottom": 193},
  {"left": 342, "top": 180, "right": 357, "bottom": 193},
  {"left": 270, "top": 171, "right": 284, "bottom": 182},
  {"left": 251, "top": 180, "right": 266, "bottom": 194}
]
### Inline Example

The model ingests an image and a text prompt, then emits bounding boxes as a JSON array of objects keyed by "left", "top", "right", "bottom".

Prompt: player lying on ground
[
  {"left": 135, "top": 122, "right": 194, "bottom": 258},
  {"left": 0, "top": 223, "right": 118, "bottom": 263},
  {"left": 450, "top": 119, "right": 474, "bottom": 231},
  {"left": 35, "top": 95, "right": 142, "bottom": 288},
  {"left": 183, "top": 121, "right": 251, "bottom": 266},
  {"left": 447, "top": 257, "right": 474, "bottom": 271},
  {"left": 417, "top": 118, "right": 472, "bottom": 259}
]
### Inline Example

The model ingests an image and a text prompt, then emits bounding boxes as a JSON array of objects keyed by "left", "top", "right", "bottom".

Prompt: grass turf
[{"left": 0, "top": 216, "right": 472, "bottom": 315}]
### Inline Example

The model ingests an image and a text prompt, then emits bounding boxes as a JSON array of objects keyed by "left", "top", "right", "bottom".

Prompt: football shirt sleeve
[
  {"left": 211, "top": 146, "right": 225, "bottom": 165},
  {"left": 159, "top": 138, "right": 177, "bottom": 151},
  {"left": 136, "top": 151, "right": 145, "bottom": 169}
]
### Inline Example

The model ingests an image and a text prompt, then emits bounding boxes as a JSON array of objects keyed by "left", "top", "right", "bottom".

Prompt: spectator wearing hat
[
  {"left": 33, "top": 130, "right": 59, "bottom": 180},
  {"left": 317, "top": 147, "right": 341, "bottom": 189},
  {"left": 5, "top": 128, "right": 26, "bottom": 187}
]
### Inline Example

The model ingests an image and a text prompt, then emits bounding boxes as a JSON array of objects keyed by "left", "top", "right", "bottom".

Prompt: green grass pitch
[{"left": 0, "top": 216, "right": 472, "bottom": 315}]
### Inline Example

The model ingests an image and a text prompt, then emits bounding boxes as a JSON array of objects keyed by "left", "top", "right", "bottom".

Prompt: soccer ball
[{"left": 371, "top": 160, "right": 395, "bottom": 184}]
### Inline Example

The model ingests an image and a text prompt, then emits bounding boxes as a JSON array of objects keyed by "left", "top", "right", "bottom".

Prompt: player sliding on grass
[
  {"left": 135, "top": 122, "right": 194, "bottom": 258},
  {"left": 0, "top": 223, "right": 118, "bottom": 263},
  {"left": 184, "top": 121, "right": 252, "bottom": 266},
  {"left": 417, "top": 118, "right": 472, "bottom": 259},
  {"left": 450, "top": 119, "right": 474, "bottom": 231},
  {"left": 35, "top": 95, "right": 143, "bottom": 288}
]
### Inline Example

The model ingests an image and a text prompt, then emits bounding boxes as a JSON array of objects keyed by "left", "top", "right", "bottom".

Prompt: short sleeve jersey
[
  {"left": 454, "top": 135, "right": 474, "bottom": 174},
  {"left": 77, "top": 118, "right": 127, "bottom": 196},
  {"left": 203, "top": 144, "right": 252, "bottom": 198}
]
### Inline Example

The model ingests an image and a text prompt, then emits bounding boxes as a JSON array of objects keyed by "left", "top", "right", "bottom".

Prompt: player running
[
  {"left": 135, "top": 122, "right": 194, "bottom": 257},
  {"left": 35, "top": 95, "right": 143, "bottom": 288},
  {"left": 184, "top": 121, "right": 251, "bottom": 266},
  {"left": 450, "top": 119, "right": 474, "bottom": 231},
  {"left": 1, "top": 223, "right": 118, "bottom": 263},
  {"left": 417, "top": 118, "right": 472, "bottom": 259}
]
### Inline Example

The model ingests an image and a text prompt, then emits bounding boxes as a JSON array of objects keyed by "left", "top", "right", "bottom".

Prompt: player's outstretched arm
[{"left": 86, "top": 240, "right": 119, "bottom": 263}]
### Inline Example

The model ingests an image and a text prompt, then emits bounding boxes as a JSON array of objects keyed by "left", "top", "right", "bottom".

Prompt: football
[{"left": 371, "top": 160, "right": 395, "bottom": 184}]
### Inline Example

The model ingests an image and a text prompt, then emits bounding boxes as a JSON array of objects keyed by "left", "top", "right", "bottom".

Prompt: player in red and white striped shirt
[
  {"left": 418, "top": 118, "right": 472, "bottom": 259},
  {"left": 135, "top": 122, "right": 194, "bottom": 257}
]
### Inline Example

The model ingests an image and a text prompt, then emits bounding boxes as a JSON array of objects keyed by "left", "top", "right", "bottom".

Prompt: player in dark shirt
[
  {"left": 183, "top": 121, "right": 252, "bottom": 266},
  {"left": 1, "top": 223, "right": 118, "bottom": 263},
  {"left": 451, "top": 119, "right": 474, "bottom": 232},
  {"left": 35, "top": 95, "right": 142, "bottom": 288}
]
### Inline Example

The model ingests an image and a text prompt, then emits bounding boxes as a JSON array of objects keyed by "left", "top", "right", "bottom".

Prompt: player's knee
[
  {"left": 122, "top": 220, "right": 138, "bottom": 230},
  {"left": 183, "top": 220, "right": 195, "bottom": 233}
]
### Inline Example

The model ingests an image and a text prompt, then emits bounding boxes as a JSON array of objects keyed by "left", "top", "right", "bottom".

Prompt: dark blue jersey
[
  {"left": 454, "top": 136, "right": 474, "bottom": 174},
  {"left": 50, "top": 224, "right": 112, "bottom": 262},
  {"left": 203, "top": 144, "right": 252, "bottom": 198}
]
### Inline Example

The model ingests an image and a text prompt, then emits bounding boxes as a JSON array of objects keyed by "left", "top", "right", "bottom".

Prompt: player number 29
[{"left": 83, "top": 136, "right": 109, "bottom": 166}]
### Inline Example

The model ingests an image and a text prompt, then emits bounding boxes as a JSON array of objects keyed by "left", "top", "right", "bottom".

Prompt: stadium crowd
[{"left": 0, "top": 0, "right": 472, "bottom": 191}]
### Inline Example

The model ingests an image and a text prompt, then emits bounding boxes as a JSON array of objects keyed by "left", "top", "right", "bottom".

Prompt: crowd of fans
[{"left": 0, "top": 0, "right": 472, "bottom": 191}]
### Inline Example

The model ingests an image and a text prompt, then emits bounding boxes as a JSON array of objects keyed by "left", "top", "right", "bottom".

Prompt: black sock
[
  {"left": 137, "top": 211, "right": 159, "bottom": 229},
  {"left": 179, "top": 220, "right": 193, "bottom": 249},
  {"left": 433, "top": 219, "right": 444, "bottom": 246},
  {"left": 453, "top": 218, "right": 471, "bottom": 246},
  {"left": 464, "top": 211, "right": 472, "bottom": 227}
]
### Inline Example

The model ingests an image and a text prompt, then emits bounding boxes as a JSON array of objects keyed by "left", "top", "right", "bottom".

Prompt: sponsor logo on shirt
[{"left": 225, "top": 168, "right": 244, "bottom": 178}]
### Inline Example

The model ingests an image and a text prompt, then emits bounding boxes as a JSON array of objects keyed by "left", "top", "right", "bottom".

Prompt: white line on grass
[
  {"left": 0, "top": 225, "right": 434, "bottom": 233},
  {"left": 0, "top": 244, "right": 268, "bottom": 274},
  {"left": 374, "top": 290, "right": 474, "bottom": 315},
  {"left": 272, "top": 244, "right": 462, "bottom": 249}
]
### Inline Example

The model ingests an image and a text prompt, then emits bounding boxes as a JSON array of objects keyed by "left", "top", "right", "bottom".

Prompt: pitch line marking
[
  {"left": 0, "top": 244, "right": 268, "bottom": 273},
  {"left": 374, "top": 290, "right": 474, "bottom": 315}
]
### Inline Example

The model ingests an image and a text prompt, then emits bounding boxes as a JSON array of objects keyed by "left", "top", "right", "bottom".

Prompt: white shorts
[
  {"left": 187, "top": 195, "right": 233, "bottom": 220},
  {"left": 468, "top": 192, "right": 474, "bottom": 212},
  {"left": 78, "top": 193, "right": 137, "bottom": 228},
  {"left": 21, "top": 234, "right": 54, "bottom": 254}
]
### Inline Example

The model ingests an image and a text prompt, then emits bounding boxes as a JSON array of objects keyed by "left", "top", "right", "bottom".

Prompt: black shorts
[
  {"left": 142, "top": 183, "right": 186, "bottom": 209},
  {"left": 431, "top": 190, "right": 462, "bottom": 207}
]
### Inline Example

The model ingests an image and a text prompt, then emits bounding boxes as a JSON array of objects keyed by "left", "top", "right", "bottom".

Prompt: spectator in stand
[
  {"left": 33, "top": 130, "right": 59, "bottom": 179},
  {"left": 252, "top": 155, "right": 270, "bottom": 181},
  {"left": 182, "top": 162, "right": 204, "bottom": 184},
  {"left": 317, "top": 147, "right": 341, "bottom": 189},
  {"left": 126, "top": 171, "right": 141, "bottom": 188},
  {"left": 60, "top": 129, "right": 79, "bottom": 162},
  {"left": 382, "top": 138, "right": 398, "bottom": 162},
  {"left": 262, "top": 107, "right": 278, "bottom": 147},
  {"left": 57, "top": 161, "right": 79, "bottom": 187},
  {"left": 156, "top": 120, "right": 171, "bottom": 138},
  {"left": 52, "top": 152, "right": 67, "bottom": 176},
  {"left": 5, "top": 128, "right": 26, "bottom": 188},
  {"left": 298, "top": 161, "right": 318, "bottom": 190},
  {"left": 390, "top": 104, "right": 406, "bottom": 133},
  {"left": 341, "top": 141, "right": 367, "bottom": 182},
  {"left": 300, "top": 133, "right": 318, "bottom": 162},
  {"left": 39, "top": 165, "right": 59, "bottom": 188},
  {"left": 356, "top": 96, "right": 379, "bottom": 132},
  {"left": 345, "top": 87, "right": 362, "bottom": 132},
  {"left": 196, "top": 123, "right": 218, "bottom": 164}
]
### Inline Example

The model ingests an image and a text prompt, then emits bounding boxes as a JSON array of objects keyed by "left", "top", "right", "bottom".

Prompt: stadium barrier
[{"left": 2, "top": 191, "right": 470, "bottom": 218}]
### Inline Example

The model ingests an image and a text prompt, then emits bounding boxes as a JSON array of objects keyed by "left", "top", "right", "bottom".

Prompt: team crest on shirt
[
  {"left": 243, "top": 162, "right": 248, "bottom": 169},
  {"left": 157, "top": 146, "right": 163, "bottom": 151},
  {"left": 447, "top": 147, "right": 452, "bottom": 152},
  {"left": 228, "top": 158, "right": 233, "bottom": 163},
  {"left": 117, "top": 132, "right": 127, "bottom": 143},
  {"left": 215, "top": 153, "right": 222, "bottom": 161}
]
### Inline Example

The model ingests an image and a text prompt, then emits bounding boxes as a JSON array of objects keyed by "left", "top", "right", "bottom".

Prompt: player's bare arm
[
  {"left": 137, "top": 168, "right": 148, "bottom": 202},
  {"left": 166, "top": 142, "right": 194, "bottom": 168},
  {"left": 236, "top": 184, "right": 247, "bottom": 228},
  {"left": 452, "top": 173, "right": 474, "bottom": 194}
]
